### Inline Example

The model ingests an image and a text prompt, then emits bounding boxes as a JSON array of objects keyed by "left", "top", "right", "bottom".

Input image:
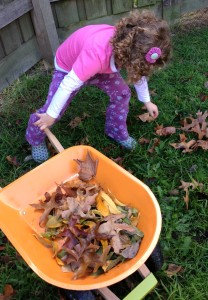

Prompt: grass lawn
[{"left": 0, "top": 26, "right": 208, "bottom": 300}]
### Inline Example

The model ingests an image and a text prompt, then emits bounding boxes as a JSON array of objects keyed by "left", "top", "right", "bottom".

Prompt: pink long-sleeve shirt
[{"left": 47, "top": 24, "right": 151, "bottom": 118}]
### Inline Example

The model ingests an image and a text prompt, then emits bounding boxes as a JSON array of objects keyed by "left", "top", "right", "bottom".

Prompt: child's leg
[
  {"left": 26, "top": 70, "right": 78, "bottom": 162},
  {"left": 88, "top": 73, "right": 137, "bottom": 149},
  {"left": 26, "top": 70, "right": 66, "bottom": 146}
]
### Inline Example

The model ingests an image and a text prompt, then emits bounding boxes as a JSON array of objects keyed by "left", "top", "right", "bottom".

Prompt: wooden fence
[{"left": 0, "top": 0, "right": 207, "bottom": 92}]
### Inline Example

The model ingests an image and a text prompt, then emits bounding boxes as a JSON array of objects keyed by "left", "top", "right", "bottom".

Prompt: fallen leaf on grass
[
  {"left": 178, "top": 179, "right": 203, "bottom": 209},
  {"left": 168, "top": 189, "right": 179, "bottom": 196},
  {"left": 148, "top": 138, "right": 160, "bottom": 153},
  {"left": 181, "top": 111, "right": 208, "bottom": 139},
  {"left": 170, "top": 134, "right": 196, "bottom": 153},
  {"left": 136, "top": 112, "right": 154, "bottom": 122},
  {"left": 199, "top": 93, "right": 208, "bottom": 102},
  {"left": 68, "top": 116, "right": 82, "bottom": 128},
  {"left": 68, "top": 113, "right": 90, "bottom": 129},
  {"left": 0, "top": 284, "right": 15, "bottom": 300},
  {"left": 165, "top": 264, "right": 183, "bottom": 277},
  {"left": 110, "top": 156, "right": 124, "bottom": 167},
  {"left": 139, "top": 137, "right": 150, "bottom": 144},
  {"left": 155, "top": 125, "right": 176, "bottom": 136},
  {"left": 79, "top": 136, "right": 89, "bottom": 145},
  {"left": 194, "top": 140, "right": 208, "bottom": 150},
  {"left": 6, "top": 155, "right": 20, "bottom": 167}
]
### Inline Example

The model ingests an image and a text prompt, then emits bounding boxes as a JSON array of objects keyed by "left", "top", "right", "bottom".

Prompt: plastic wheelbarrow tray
[{"left": 0, "top": 129, "right": 161, "bottom": 300}]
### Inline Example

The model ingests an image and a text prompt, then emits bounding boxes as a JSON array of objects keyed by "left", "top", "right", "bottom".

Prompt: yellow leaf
[
  {"left": 100, "top": 191, "right": 121, "bottom": 214},
  {"left": 101, "top": 239, "right": 109, "bottom": 249},
  {"left": 107, "top": 189, "right": 126, "bottom": 206},
  {"left": 32, "top": 233, "right": 53, "bottom": 248},
  {"left": 96, "top": 193, "right": 110, "bottom": 216},
  {"left": 130, "top": 216, "right": 139, "bottom": 227},
  {"left": 52, "top": 241, "right": 59, "bottom": 257},
  {"left": 46, "top": 215, "right": 63, "bottom": 228},
  {"left": 55, "top": 256, "right": 65, "bottom": 266},
  {"left": 83, "top": 220, "right": 96, "bottom": 228}
]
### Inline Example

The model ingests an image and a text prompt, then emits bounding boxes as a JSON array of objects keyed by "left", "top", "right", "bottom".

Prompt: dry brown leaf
[
  {"left": 183, "top": 188, "right": 189, "bottom": 209},
  {"left": 148, "top": 138, "right": 160, "bottom": 153},
  {"left": 195, "top": 140, "right": 208, "bottom": 150},
  {"left": 110, "top": 156, "right": 124, "bottom": 167},
  {"left": 139, "top": 137, "right": 150, "bottom": 144},
  {"left": 190, "top": 122, "right": 207, "bottom": 139},
  {"left": 178, "top": 179, "right": 203, "bottom": 209},
  {"left": 1, "top": 284, "right": 15, "bottom": 299},
  {"left": 68, "top": 113, "right": 90, "bottom": 129},
  {"left": 68, "top": 116, "right": 82, "bottom": 128},
  {"left": 165, "top": 264, "right": 183, "bottom": 277},
  {"left": 30, "top": 189, "right": 64, "bottom": 226},
  {"left": 155, "top": 125, "right": 176, "bottom": 136},
  {"left": 181, "top": 111, "right": 208, "bottom": 139},
  {"left": 169, "top": 189, "right": 179, "bottom": 196},
  {"left": 136, "top": 112, "right": 154, "bottom": 123},
  {"left": 179, "top": 180, "right": 203, "bottom": 190},
  {"left": 170, "top": 137, "right": 196, "bottom": 153},
  {"left": 6, "top": 155, "right": 20, "bottom": 167},
  {"left": 74, "top": 151, "right": 98, "bottom": 181},
  {"left": 199, "top": 94, "right": 208, "bottom": 102}
]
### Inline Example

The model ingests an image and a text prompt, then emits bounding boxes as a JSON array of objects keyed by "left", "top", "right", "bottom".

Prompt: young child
[{"left": 26, "top": 9, "right": 171, "bottom": 163}]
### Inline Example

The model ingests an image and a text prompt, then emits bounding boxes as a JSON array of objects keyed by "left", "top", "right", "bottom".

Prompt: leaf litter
[{"left": 30, "top": 151, "right": 144, "bottom": 280}]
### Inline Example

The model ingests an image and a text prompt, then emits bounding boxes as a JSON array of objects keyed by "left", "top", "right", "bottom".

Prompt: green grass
[{"left": 1, "top": 27, "right": 208, "bottom": 299}]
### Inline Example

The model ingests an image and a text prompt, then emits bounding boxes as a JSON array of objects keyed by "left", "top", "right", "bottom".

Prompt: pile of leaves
[
  {"left": 30, "top": 152, "right": 144, "bottom": 279},
  {"left": 137, "top": 110, "right": 208, "bottom": 153}
]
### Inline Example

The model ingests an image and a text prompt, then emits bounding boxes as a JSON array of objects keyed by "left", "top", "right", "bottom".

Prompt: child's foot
[
  {"left": 32, "top": 140, "right": 49, "bottom": 163},
  {"left": 117, "top": 136, "right": 137, "bottom": 150}
]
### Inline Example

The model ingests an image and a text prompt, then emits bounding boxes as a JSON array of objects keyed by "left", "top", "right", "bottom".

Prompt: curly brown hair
[{"left": 111, "top": 10, "right": 172, "bottom": 83}]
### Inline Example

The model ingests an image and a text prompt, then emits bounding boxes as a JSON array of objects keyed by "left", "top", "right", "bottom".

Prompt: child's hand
[
  {"left": 144, "top": 102, "right": 159, "bottom": 119},
  {"left": 33, "top": 113, "right": 56, "bottom": 130}
]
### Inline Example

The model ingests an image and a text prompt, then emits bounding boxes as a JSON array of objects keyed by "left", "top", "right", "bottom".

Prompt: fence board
[
  {"left": 51, "top": 3, "right": 59, "bottom": 28},
  {"left": 76, "top": 0, "right": 87, "bottom": 21},
  {"left": 106, "top": 0, "right": 113, "bottom": 15},
  {"left": 0, "top": 37, "right": 41, "bottom": 91},
  {"left": 137, "top": 0, "right": 156, "bottom": 8},
  {"left": 57, "top": 12, "right": 129, "bottom": 41},
  {"left": 181, "top": 0, "right": 208, "bottom": 14},
  {"left": 19, "top": 13, "right": 35, "bottom": 42},
  {"left": 0, "top": 0, "right": 33, "bottom": 29},
  {"left": 31, "top": 0, "right": 59, "bottom": 64},
  {"left": 0, "top": 40, "right": 5, "bottom": 59},
  {"left": 163, "top": 0, "right": 181, "bottom": 22},
  {"left": 54, "top": 0, "right": 79, "bottom": 27},
  {"left": 112, "top": 0, "right": 132, "bottom": 14},
  {"left": 0, "top": 21, "right": 23, "bottom": 55},
  {"left": 84, "top": 0, "right": 107, "bottom": 20}
]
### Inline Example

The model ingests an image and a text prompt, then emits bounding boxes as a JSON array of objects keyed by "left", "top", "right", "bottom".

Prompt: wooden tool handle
[{"left": 44, "top": 128, "right": 65, "bottom": 153}]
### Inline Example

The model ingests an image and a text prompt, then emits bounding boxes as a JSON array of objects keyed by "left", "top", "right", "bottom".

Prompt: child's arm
[
  {"left": 34, "top": 69, "right": 84, "bottom": 130},
  {"left": 47, "top": 69, "right": 84, "bottom": 119},
  {"left": 134, "top": 77, "right": 158, "bottom": 118}
]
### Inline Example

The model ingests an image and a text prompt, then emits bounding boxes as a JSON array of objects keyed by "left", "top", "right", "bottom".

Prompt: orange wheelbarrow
[{"left": 0, "top": 129, "right": 162, "bottom": 300}]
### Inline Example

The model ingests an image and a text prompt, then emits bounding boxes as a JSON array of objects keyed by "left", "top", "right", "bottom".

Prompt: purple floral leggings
[{"left": 26, "top": 70, "right": 131, "bottom": 146}]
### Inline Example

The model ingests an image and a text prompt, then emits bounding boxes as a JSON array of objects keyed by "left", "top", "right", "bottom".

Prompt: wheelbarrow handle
[{"left": 44, "top": 128, "right": 65, "bottom": 153}]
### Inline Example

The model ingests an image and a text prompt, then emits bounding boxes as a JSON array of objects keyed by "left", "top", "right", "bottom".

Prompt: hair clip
[{"left": 145, "top": 47, "right": 161, "bottom": 64}]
